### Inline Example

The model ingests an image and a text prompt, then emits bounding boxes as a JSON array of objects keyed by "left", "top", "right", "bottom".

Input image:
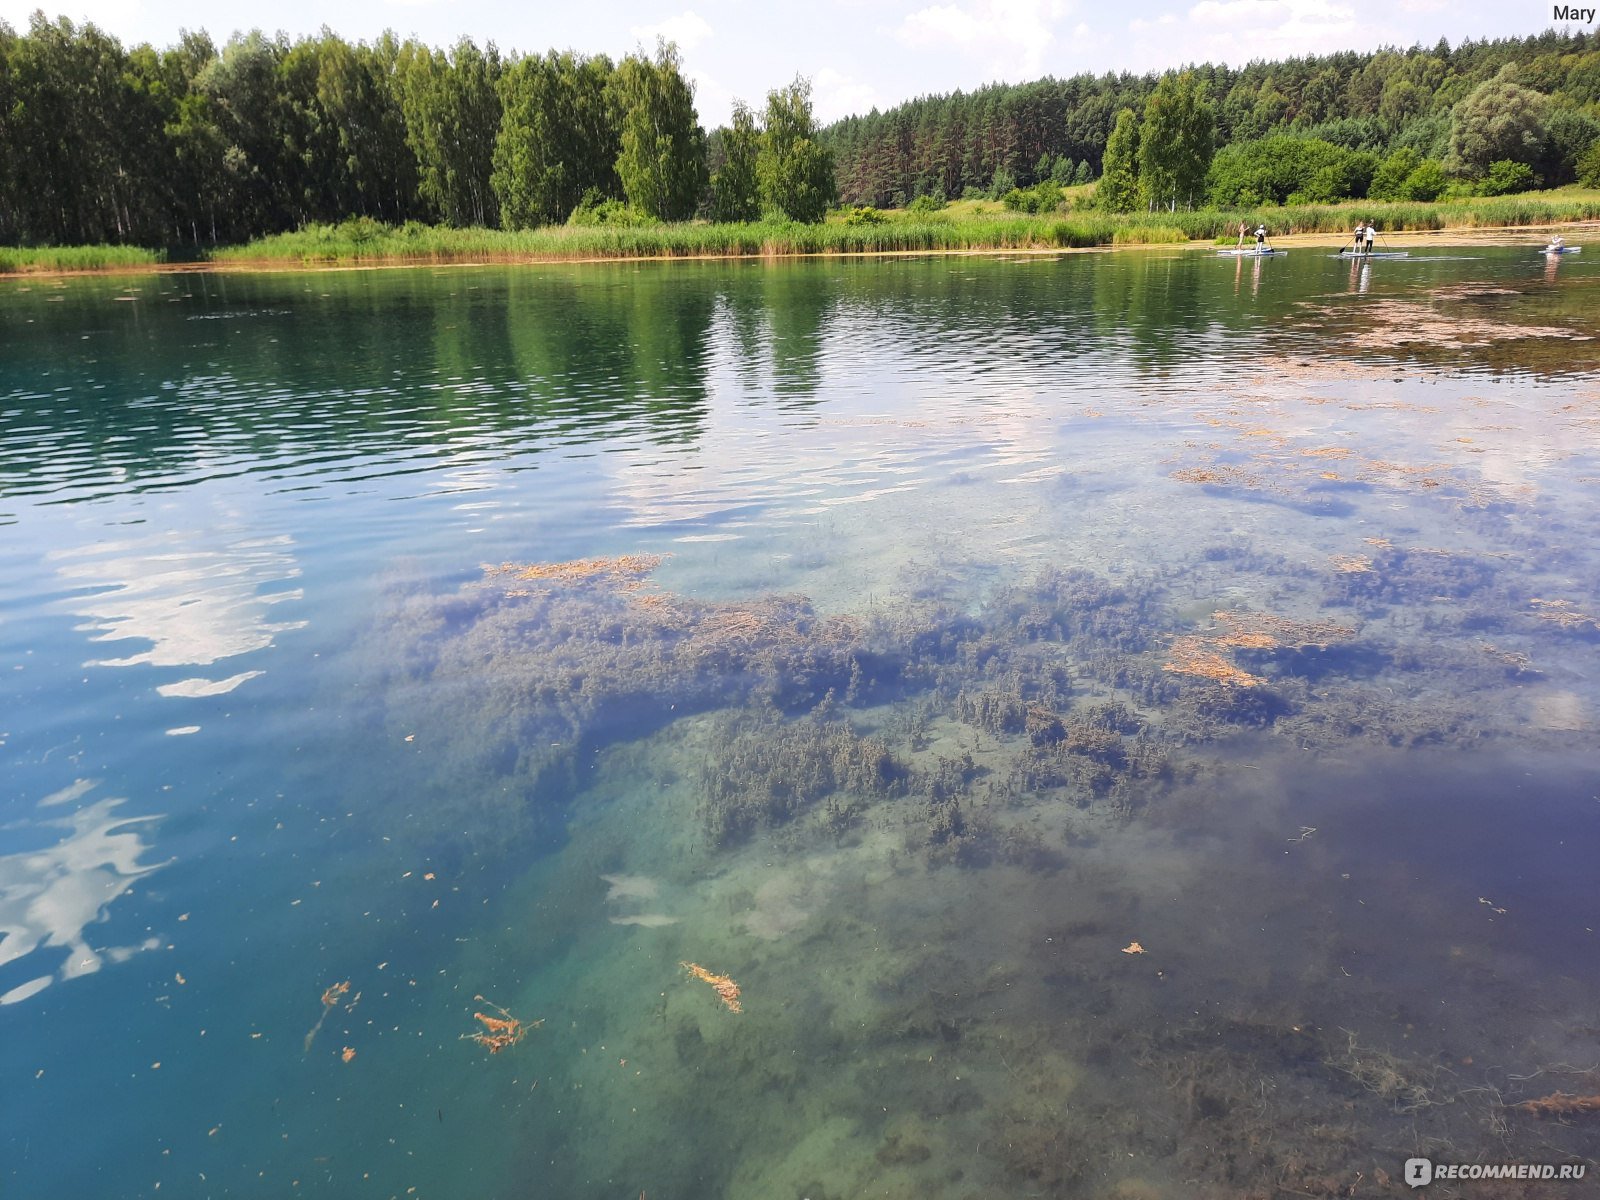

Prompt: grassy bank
[
  {"left": 0, "top": 244, "right": 164, "bottom": 273},
  {"left": 209, "top": 193, "right": 1600, "bottom": 266},
  {"left": 6, "top": 191, "right": 1600, "bottom": 276}
]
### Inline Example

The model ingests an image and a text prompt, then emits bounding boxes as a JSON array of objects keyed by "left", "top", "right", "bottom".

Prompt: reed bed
[
  {"left": 0, "top": 244, "right": 164, "bottom": 273},
  {"left": 215, "top": 195, "right": 1600, "bottom": 266},
  {"left": 10, "top": 193, "right": 1600, "bottom": 275}
]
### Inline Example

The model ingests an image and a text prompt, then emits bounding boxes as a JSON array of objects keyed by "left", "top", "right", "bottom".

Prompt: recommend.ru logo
[{"left": 1405, "top": 1157, "right": 1588, "bottom": 1187}]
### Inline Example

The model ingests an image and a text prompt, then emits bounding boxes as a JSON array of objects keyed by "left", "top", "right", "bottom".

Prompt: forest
[
  {"left": 830, "top": 30, "right": 1600, "bottom": 209},
  {"left": 0, "top": 18, "right": 832, "bottom": 247},
  {"left": 0, "top": 16, "right": 1598, "bottom": 249}
]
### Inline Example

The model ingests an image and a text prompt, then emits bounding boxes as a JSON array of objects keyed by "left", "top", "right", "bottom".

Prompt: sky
[{"left": 2, "top": 0, "right": 1590, "bottom": 126}]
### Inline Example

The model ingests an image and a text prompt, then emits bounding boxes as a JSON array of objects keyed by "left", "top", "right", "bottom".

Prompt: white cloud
[
  {"left": 690, "top": 68, "right": 738, "bottom": 128},
  {"left": 812, "top": 66, "right": 886, "bottom": 122},
  {"left": 897, "top": 0, "right": 1073, "bottom": 78},
  {"left": 1110, "top": 0, "right": 1368, "bottom": 71},
  {"left": 629, "top": 9, "right": 714, "bottom": 52},
  {"left": 2, "top": 0, "right": 147, "bottom": 31},
  {"left": 1128, "top": 12, "right": 1178, "bottom": 32},
  {"left": 1187, "top": 0, "right": 1358, "bottom": 52}
]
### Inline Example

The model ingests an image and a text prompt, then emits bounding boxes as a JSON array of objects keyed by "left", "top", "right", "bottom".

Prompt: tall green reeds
[
  {"left": 12, "top": 194, "right": 1600, "bottom": 274},
  {"left": 0, "top": 245, "right": 163, "bottom": 273},
  {"left": 214, "top": 195, "right": 1600, "bottom": 266}
]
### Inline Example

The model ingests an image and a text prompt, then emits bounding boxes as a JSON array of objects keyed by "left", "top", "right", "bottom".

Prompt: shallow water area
[{"left": 3, "top": 246, "right": 1600, "bottom": 1199}]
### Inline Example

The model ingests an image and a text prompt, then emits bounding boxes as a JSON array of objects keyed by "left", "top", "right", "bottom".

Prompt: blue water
[{"left": 3, "top": 247, "right": 1599, "bottom": 1199}]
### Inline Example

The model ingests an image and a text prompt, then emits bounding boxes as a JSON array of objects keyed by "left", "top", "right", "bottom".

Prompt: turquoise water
[{"left": 3, "top": 248, "right": 1600, "bottom": 1198}]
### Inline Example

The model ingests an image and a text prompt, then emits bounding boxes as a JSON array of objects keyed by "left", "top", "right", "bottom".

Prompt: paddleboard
[
  {"left": 1541, "top": 246, "right": 1581, "bottom": 255},
  {"left": 1333, "top": 251, "right": 1409, "bottom": 259},
  {"left": 1216, "top": 248, "right": 1286, "bottom": 257}
]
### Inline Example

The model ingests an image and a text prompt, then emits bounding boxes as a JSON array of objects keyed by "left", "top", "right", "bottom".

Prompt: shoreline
[{"left": 4, "top": 218, "right": 1597, "bottom": 281}]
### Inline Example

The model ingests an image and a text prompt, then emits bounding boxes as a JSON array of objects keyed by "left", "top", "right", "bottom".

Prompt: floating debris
[
  {"left": 1512, "top": 1093, "right": 1600, "bottom": 1118},
  {"left": 1121, "top": 942, "right": 1147, "bottom": 955},
  {"left": 340, "top": 1046, "right": 356, "bottom": 1064},
  {"left": 304, "top": 980, "right": 354, "bottom": 1056},
  {"left": 463, "top": 995, "right": 539, "bottom": 1054},
  {"left": 682, "top": 962, "right": 743, "bottom": 1013}
]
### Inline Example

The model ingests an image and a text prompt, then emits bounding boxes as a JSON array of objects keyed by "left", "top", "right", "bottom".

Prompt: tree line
[
  {"left": 826, "top": 29, "right": 1600, "bottom": 209},
  {"left": 0, "top": 16, "right": 835, "bottom": 247},
  {"left": 5, "top": 17, "right": 1600, "bottom": 248}
]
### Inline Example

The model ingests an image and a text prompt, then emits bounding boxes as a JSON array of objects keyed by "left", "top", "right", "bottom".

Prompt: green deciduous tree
[
  {"left": 396, "top": 37, "right": 501, "bottom": 227},
  {"left": 1137, "top": 71, "right": 1214, "bottom": 211},
  {"left": 757, "top": 76, "right": 835, "bottom": 223},
  {"left": 1369, "top": 147, "right": 1421, "bottom": 201},
  {"left": 1399, "top": 158, "right": 1447, "bottom": 201},
  {"left": 711, "top": 102, "right": 761, "bottom": 222},
  {"left": 1539, "top": 105, "right": 1600, "bottom": 185},
  {"left": 491, "top": 51, "right": 618, "bottom": 228},
  {"left": 1579, "top": 138, "right": 1600, "bottom": 188},
  {"left": 1449, "top": 69, "right": 1548, "bottom": 176},
  {"left": 1481, "top": 159, "right": 1535, "bottom": 195},
  {"left": 1207, "top": 135, "right": 1368, "bottom": 206},
  {"left": 609, "top": 41, "right": 706, "bottom": 221}
]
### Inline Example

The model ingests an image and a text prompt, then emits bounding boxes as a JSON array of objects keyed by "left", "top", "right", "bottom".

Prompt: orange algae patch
[
  {"left": 682, "top": 962, "right": 743, "bottom": 1013},
  {"left": 484, "top": 554, "right": 667, "bottom": 593},
  {"left": 1164, "top": 637, "right": 1263, "bottom": 687},
  {"left": 1330, "top": 554, "right": 1375, "bottom": 574},
  {"left": 341, "top": 1046, "right": 356, "bottom": 1064},
  {"left": 1164, "top": 612, "right": 1356, "bottom": 687},
  {"left": 1513, "top": 1093, "right": 1600, "bottom": 1118},
  {"left": 1529, "top": 598, "right": 1599, "bottom": 632},
  {"left": 463, "top": 995, "right": 540, "bottom": 1054},
  {"left": 1210, "top": 610, "right": 1355, "bottom": 649}
]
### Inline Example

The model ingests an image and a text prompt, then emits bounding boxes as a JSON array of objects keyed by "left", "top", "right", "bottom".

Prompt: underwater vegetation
[
  {"left": 365, "top": 539, "right": 1592, "bottom": 864},
  {"left": 681, "top": 962, "right": 743, "bottom": 1014},
  {"left": 366, "top": 556, "right": 880, "bottom": 843},
  {"left": 697, "top": 708, "right": 907, "bottom": 846}
]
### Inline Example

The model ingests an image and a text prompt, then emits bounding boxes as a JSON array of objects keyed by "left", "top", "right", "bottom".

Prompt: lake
[{"left": 3, "top": 246, "right": 1599, "bottom": 1199}]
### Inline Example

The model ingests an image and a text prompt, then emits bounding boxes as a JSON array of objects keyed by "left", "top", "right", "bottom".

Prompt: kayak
[{"left": 1216, "top": 248, "right": 1286, "bottom": 257}]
